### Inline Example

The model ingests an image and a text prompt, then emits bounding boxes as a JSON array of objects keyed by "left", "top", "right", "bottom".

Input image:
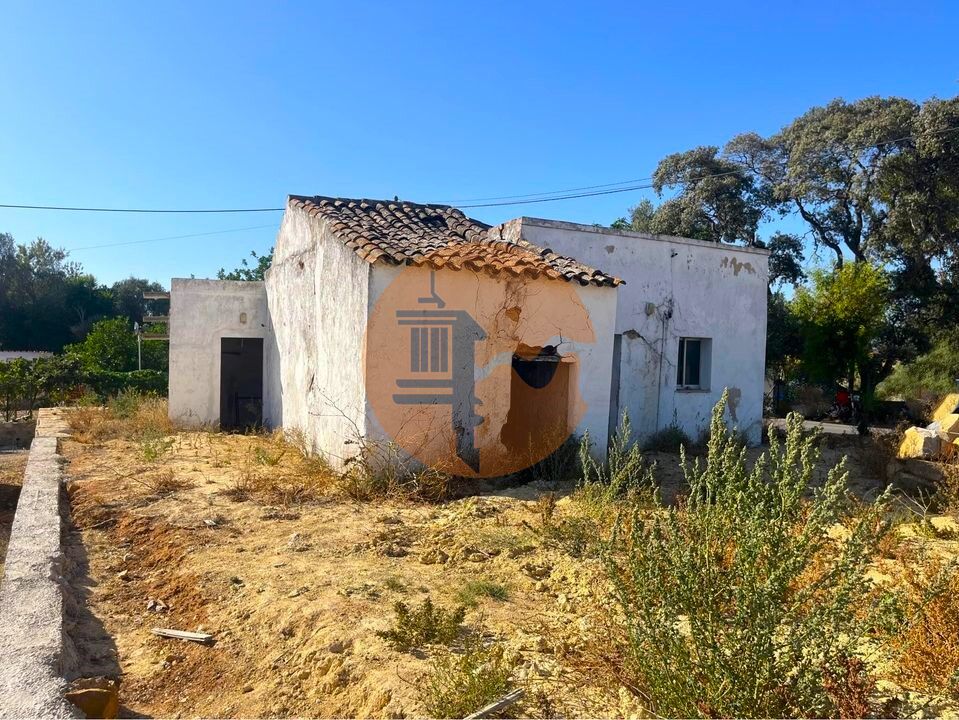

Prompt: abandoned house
[{"left": 168, "top": 195, "right": 768, "bottom": 476}]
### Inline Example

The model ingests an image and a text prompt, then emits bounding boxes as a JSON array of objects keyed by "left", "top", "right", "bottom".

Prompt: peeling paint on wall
[
  {"left": 604, "top": 245, "right": 615, "bottom": 254},
  {"left": 720, "top": 256, "right": 756, "bottom": 277}
]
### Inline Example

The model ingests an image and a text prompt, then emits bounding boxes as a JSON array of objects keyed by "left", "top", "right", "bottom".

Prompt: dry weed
[
  {"left": 894, "top": 555, "right": 959, "bottom": 699},
  {"left": 934, "top": 458, "right": 959, "bottom": 515},
  {"left": 133, "top": 469, "right": 192, "bottom": 496},
  {"left": 69, "top": 395, "right": 173, "bottom": 443}
]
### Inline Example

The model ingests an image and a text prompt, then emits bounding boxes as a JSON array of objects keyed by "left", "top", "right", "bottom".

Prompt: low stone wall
[{"left": 0, "top": 409, "right": 79, "bottom": 718}]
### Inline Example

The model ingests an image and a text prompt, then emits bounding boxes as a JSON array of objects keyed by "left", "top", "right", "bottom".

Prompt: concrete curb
[{"left": 0, "top": 409, "right": 80, "bottom": 719}]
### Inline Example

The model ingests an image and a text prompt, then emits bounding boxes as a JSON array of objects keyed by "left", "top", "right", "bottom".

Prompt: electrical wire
[
  {"left": 68, "top": 224, "right": 277, "bottom": 252},
  {"left": 0, "top": 203, "right": 284, "bottom": 213},
  {"left": 3, "top": 124, "right": 958, "bottom": 214}
]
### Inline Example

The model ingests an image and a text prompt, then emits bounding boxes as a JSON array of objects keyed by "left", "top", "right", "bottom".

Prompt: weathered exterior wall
[
  {"left": 265, "top": 203, "right": 371, "bottom": 466},
  {"left": 515, "top": 218, "right": 769, "bottom": 444},
  {"left": 365, "top": 263, "right": 617, "bottom": 474},
  {"left": 168, "top": 279, "right": 271, "bottom": 426}
]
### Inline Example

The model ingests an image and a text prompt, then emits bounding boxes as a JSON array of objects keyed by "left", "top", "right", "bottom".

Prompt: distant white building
[
  {"left": 0, "top": 351, "right": 53, "bottom": 362},
  {"left": 168, "top": 195, "right": 768, "bottom": 475}
]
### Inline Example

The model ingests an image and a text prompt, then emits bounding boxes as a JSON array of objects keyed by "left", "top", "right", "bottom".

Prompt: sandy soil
[
  {"left": 62, "top": 432, "right": 625, "bottom": 718},
  {"left": 60, "top": 430, "right": 956, "bottom": 718},
  {"left": 0, "top": 450, "right": 26, "bottom": 582}
]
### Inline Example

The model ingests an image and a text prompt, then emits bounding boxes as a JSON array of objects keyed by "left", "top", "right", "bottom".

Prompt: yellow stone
[
  {"left": 932, "top": 393, "right": 959, "bottom": 426},
  {"left": 898, "top": 426, "right": 942, "bottom": 459},
  {"left": 65, "top": 686, "right": 119, "bottom": 719}
]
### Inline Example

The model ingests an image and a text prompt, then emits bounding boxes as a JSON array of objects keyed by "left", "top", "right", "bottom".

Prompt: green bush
[
  {"left": 578, "top": 412, "right": 655, "bottom": 507},
  {"left": 85, "top": 369, "right": 167, "bottom": 398},
  {"left": 421, "top": 636, "right": 514, "bottom": 718},
  {"left": 642, "top": 422, "right": 692, "bottom": 453},
  {"left": 878, "top": 329, "right": 959, "bottom": 400},
  {"left": 376, "top": 597, "right": 466, "bottom": 651},
  {"left": 602, "top": 392, "right": 894, "bottom": 718}
]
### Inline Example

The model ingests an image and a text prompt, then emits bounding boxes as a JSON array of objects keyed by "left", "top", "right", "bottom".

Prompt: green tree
[
  {"left": 67, "top": 317, "right": 139, "bottom": 372},
  {"left": 611, "top": 198, "right": 656, "bottom": 232},
  {"left": 648, "top": 146, "right": 765, "bottom": 244},
  {"left": 792, "top": 264, "right": 890, "bottom": 399},
  {"left": 218, "top": 248, "right": 274, "bottom": 281},
  {"left": 110, "top": 277, "right": 167, "bottom": 324},
  {"left": 765, "top": 291, "right": 803, "bottom": 380},
  {"left": 727, "top": 96, "right": 918, "bottom": 265},
  {"left": 0, "top": 235, "right": 112, "bottom": 351}
]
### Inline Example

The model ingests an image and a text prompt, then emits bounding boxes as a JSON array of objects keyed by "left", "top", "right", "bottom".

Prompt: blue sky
[{"left": 1, "top": 1, "right": 956, "bottom": 286}]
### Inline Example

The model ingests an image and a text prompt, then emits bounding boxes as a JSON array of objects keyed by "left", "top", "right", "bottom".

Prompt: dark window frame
[{"left": 677, "top": 337, "right": 709, "bottom": 390}]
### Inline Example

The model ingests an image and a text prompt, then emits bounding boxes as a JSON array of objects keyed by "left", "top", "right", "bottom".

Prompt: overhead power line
[
  {"left": 434, "top": 176, "right": 654, "bottom": 204},
  {"left": 69, "top": 224, "right": 277, "bottom": 252},
  {"left": 0, "top": 203, "right": 284, "bottom": 213},
  {"left": 2, "top": 124, "right": 958, "bottom": 215}
]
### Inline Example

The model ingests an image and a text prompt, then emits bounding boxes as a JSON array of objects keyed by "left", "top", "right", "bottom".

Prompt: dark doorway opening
[
  {"left": 220, "top": 337, "right": 263, "bottom": 430},
  {"left": 501, "top": 347, "right": 571, "bottom": 459}
]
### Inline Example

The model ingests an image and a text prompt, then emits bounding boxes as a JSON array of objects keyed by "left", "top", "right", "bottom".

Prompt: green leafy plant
[
  {"left": 578, "top": 412, "right": 655, "bottom": 508},
  {"left": 421, "top": 636, "right": 515, "bottom": 718},
  {"left": 602, "top": 392, "right": 894, "bottom": 718},
  {"left": 376, "top": 597, "right": 466, "bottom": 651},
  {"left": 139, "top": 431, "right": 174, "bottom": 462},
  {"left": 457, "top": 580, "right": 509, "bottom": 607},
  {"left": 253, "top": 445, "right": 285, "bottom": 466}
]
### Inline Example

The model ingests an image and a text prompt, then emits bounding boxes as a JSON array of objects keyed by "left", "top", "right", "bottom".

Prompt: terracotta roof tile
[{"left": 288, "top": 195, "right": 621, "bottom": 287}]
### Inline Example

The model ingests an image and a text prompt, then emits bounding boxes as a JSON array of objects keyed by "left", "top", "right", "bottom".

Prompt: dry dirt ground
[
  {"left": 0, "top": 450, "right": 26, "bottom": 582},
  {"left": 60, "top": 430, "right": 957, "bottom": 719}
]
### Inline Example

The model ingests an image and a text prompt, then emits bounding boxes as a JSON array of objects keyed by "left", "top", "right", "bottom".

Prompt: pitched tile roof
[{"left": 288, "top": 195, "right": 621, "bottom": 287}]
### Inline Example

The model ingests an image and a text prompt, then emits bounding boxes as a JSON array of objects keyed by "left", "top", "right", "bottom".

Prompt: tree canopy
[
  {"left": 613, "top": 94, "right": 959, "bottom": 398},
  {"left": 0, "top": 233, "right": 168, "bottom": 359},
  {"left": 217, "top": 248, "right": 274, "bottom": 281}
]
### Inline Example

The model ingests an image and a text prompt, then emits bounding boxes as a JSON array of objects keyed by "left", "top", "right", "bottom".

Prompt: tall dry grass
[{"left": 69, "top": 392, "right": 173, "bottom": 444}]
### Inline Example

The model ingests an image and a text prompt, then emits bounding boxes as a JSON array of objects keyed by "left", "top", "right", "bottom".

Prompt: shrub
[
  {"left": 421, "top": 636, "right": 514, "bottom": 718},
  {"left": 69, "top": 394, "right": 172, "bottom": 443},
  {"left": 339, "top": 439, "right": 455, "bottom": 502},
  {"left": 601, "top": 392, "right": 894, "bottom": 718},
  {"left": 456, "top": 580, "right": 509, "bottom": 607},
  {"left": 133, "top": 469, "right": 191, "bottom": 495},
  {"left": 224, "top": 469, "right": 259, "bottom": 502},
  {"left": 642, "top": 423, "right": 692, "bottom": 453},
  {"left": 578, "top": 412, "right": 655, "bottom": 508},
  {"left": 878, "top": 328, "right": 959, "bottom": 401},
  {"left": 519, "top": 434, "right": 581, "bottom": 484},
  {"left": 894, "top": 557, "right": 959, "bottom": 699},
  {"left": 253, "top": 445, "right": 285, "bottom": 466},
  {"left": 107, "top": 388, "right": 143, "bottom": 419},
  {"left": 87, "top": 369, "right": 167, "bottom": 399},
  {"left": 138, "top": 431, "right": 174, "bottom": 462},
  {"left": 376, "top": 597, "right": 466, "bottom": 651}
]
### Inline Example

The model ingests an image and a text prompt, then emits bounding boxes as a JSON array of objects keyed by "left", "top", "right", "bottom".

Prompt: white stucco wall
[
  {"left": 265, "top": 202, "right": 371, "bottom": 467},
  {"left": 365, "top": 263, "right": 617, "bottom": 473},
  {"left": 515, "top": 218, "right": 769, "bottom": 445},
  {"left": 168, "top": 279, "right": 271, "bottom": 426}
]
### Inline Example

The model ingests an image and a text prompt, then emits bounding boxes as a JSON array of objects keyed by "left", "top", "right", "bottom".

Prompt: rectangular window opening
[{"left": 677, "top": 337, "right": 710, "bottom": 390}]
